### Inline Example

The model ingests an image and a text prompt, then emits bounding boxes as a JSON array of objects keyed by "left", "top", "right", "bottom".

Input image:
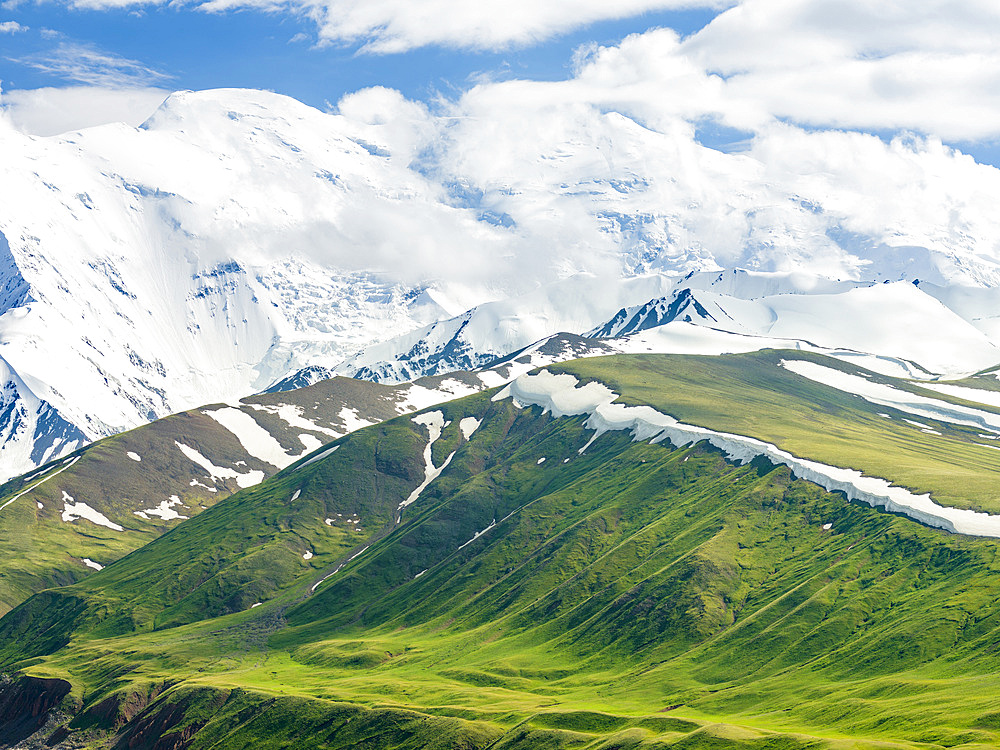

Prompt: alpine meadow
[{"left": 3, "top": 1, "right": 1000, "bottom": 749}]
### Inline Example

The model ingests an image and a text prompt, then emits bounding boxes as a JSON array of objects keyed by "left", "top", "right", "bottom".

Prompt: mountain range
[
  {"left": 3, "top": 88, "right": 1000, "bottom": 482},
  {"left": 4, "top": 85, "right": 1000, "bottom": 749}
]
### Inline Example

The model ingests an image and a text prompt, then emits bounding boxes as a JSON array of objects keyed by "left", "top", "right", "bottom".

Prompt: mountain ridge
[
  {"left": 5, "top": 351, "right": 1000, "bottom": 748},
  {"left": 4, "top": 87, "right": 1000, "bottom": 482}
]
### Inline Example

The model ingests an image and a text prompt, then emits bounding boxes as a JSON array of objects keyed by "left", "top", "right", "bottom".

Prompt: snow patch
[
  {"left": 250, "top": 403, "right": 340, "bottom": 437},
  {"left": 394, "top": 379, "right": 486, "bottom": 414},
  {"left": 204, "top": 407, "right": 302, "bottom": 468},
  {"left": 458, "top": 519, "right": 497, "bottom": 550},
  {"left": 126, "top": 451, "right": 141, "bottom": 462},
  {"left": 296, "top": 443, "right": 339, "bottom": 471},
  {"left": 476, "top": 371, "right": 508, "bottom": 389},
  {"left": 133, "top": 495, "right": 187, "bottom": 521},
  {"left": 459, "top": 416, "right": 481, "bottom": 439},
  {"left": 491, "top": 384, "right": 512, "bottom": 402},
  {"left": 578, "top": 432, "right": 600, "bottom": 455},
  {"left": 902, "top": 418, "right": 942, "bottom": 435},
  {"left": 536, "top": 457, "right": 546, "bottom": 464},
  {"left": 397, "top": 411, "right": 456, "bottom": 518},
  {"left": 61, "top": 491, "right": 123, "bottom": 531},
  {"left": 782, "top": 360, "right": 1000, "bottom": 435},
  {"left": 303, "top": 550, "right": 313, "bottom": 560},
  {"left": 81, "top": 558, "right": 104, "bottom": 570},
  {"left": 338, "top": 406, "right": 377, "bottom": 434},
  {"left": 0, "top": 455, "right": 80, "bottom": 512},
  {"left": 298, "top": 433, "right": 323, "bottom": 453},
  {"left": 921, "top": 383, "right": 1000, "bottom": 410},
  {"left": 175, "top": 441, "right": 265, "bottom": 488},
  {"left": 310, "top": 544, "right": 371, "bottom": 593}
]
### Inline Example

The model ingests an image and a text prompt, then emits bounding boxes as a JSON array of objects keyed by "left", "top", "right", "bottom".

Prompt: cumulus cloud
[
  {"left": 681, "top": 0, "right": 1000, "bottom": 141},
  {"left": 0, "top": 20, "right": 26, "bottom": 32},
  {"left": 172, "top": 0, "right": 722, "bottom": 52},
  {"left": 34, "top": 0, "right": 1000, "bottom": 144},
  {"left": 307, "top": 0, "right": 723, "bottom": 53},
  {"left": 7, "top": 2, "right": 1000, "bottom": 293},
  {"left": 328, "top": 15, "right": 1000, "bottom": 287},
  {"left": 0, "top": 85, "right": 170, "bottom": 135}
]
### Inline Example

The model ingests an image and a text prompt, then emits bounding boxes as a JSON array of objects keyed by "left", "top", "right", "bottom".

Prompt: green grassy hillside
[
  {"left": 556, "top": 350, "right": 1000, "bottom": 513},
  {"left": 3, "top": 351, "right": 1000, "bottom": 749},
  {"left": 0, "top": 370, "right": 489, "bottom": 617}
]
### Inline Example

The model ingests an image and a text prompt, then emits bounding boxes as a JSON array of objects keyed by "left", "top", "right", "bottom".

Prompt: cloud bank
[
  {"left": 322, "top": 21, "right": 1000, "bottom": 287},
  {"left": 19, "top": 0, "right": 1000, "bottom": 146},
  {"left": 3, "top": 3, "right": 1000, "bottom": 292},
  {"left": 0, "top": 86, "right": 170, "bottom": 135}
]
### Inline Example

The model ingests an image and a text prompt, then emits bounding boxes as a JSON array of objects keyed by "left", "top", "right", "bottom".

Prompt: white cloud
[
  {"left": 0, "top": 85, "right": 170, "bottom": 135},
  {"left": 28, "top": 0, "right": 1000, "bottom": 143},
  {"left": 193, "top": 0, "right": 726, "bottom": 52},
  {"left": 403, "top": 2, "right": 1000, "bottom": 145},
  {"left": 18, "top": 42, "right": 172, "bottom": 87},
  {"left": 678, "top": 0, "right": 1000, "bottom": 141},
  {"left": 41, "top": 0, "right": 994, "bottom": 145},
  {"left": 5, "top": 3, "right": 1000, "bottom": 294},
  {"left": 0, "top": 20, "right": 25, "bottom": 32},
  {"left": 57, "top": 0, "right": 728, "bottom": 50},
  {"left": 334, "top": 16, "right": 1000, "bottom": 286}
]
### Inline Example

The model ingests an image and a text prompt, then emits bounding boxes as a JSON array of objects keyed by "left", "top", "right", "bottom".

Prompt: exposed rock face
[{"left": 0, "top": 674, "right": 72, "bottom": 747}]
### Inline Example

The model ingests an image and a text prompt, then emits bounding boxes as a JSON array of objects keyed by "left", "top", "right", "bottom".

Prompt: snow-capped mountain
[
  {"left": 585, "top": 273, "right": 1000, "bottom": 377},
  {"left": 4, "top": 87, "right": 1000, "bottom": 480},
  {"left": 0, "top": 89, "right": 468, "bottom": 481},
  {"left": 588, "top": 288, "right": 720, "bottom": 337},
  {"left": 335, "top": 274, "right": 675, "bottom": 382},
  {"left": 339, "top": 272, "right": 1000, "bottom": 385}
]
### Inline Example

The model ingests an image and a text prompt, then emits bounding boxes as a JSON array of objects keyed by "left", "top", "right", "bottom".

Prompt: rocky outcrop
[{"left": 0, "top": 674, "right": 72, "bottom": 748}]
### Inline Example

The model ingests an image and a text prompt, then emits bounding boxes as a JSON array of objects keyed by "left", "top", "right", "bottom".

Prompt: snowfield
[
  {"left": 781, "top": 360, "right": 1000, "bottom": 434},
  {"left": 60, "top": 491, "right": 124, "bottom": 531}
]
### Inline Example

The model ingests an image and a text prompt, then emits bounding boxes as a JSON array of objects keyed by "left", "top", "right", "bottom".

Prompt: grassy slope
[
  {"left": 0, "top": 409, "right": 269, "bottom": 616},
  {"left": 0, "top": 371, "right": 476, "bottom": 617},
  {"left": 555, "top": 350, "right": 1000, "bottom": 513},
  {"left": 4, "top": 352, "right": 1000, "bottom": 748}
]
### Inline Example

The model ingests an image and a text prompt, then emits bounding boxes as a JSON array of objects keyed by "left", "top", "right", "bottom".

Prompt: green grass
[
  {"left": 5, "top": 352, "right": 1000, "bottom": 749},
  {"left": 0, "top": 372, "right": 432, "bottom": 618},
  {"left": 0, "top": 409, "right": 272, "bottom": 617},
  {"left": 553, "top": 350, "right": 1000, "bottom": 513}
]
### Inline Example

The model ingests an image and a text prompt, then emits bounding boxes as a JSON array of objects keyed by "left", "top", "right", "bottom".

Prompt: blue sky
[
  {"left": 0, "top": 4, "right": 719, "bottom": 108},
  {"left": 2, "top": 0, "right": 999, "bottom": 167}
]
